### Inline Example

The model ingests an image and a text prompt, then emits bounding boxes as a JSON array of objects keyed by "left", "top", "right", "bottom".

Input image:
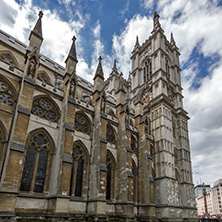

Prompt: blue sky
[{"left": 0, "top": 0, "right": 222, "bottom": 187}]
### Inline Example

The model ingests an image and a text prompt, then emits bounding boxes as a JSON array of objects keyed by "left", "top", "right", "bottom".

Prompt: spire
[
  {"left": 65, "top": 36, "right": 78, "bottom": 63},
  {"left": 170, "top": 32, "right": 176, "bottom": 45},
  {"left": 29, "top": 11, "right": 43, "bottom": 40},
  {"left": 94, "top": 56, "right": 104, "bottom": 80}
]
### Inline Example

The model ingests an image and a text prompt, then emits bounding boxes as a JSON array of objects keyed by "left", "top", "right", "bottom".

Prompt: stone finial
[
  {"left": 132, "top": 36, "right": 140, "bottom": 53},
  {"left": 39, "top": 11, "right": 43, "bottom": 18},
  {"left": 170, "top": 32, "right": 176, "bottom": 45},
  {"left": 112, "top": 59, "right": 117, "bottom": 71}
]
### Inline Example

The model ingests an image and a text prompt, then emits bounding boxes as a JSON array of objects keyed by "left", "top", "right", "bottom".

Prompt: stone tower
[{"left": 130, "top": 12, "right": 196, "bottom": 220}]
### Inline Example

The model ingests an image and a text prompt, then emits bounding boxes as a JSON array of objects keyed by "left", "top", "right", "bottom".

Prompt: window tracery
[
  {"left": 132, "top": 161, "right": 137, "bottom": 202},
  {"left": 106, "top": 124, "right": 116, "bottom": 144},
  {"left": 20, "top": 132, "right": 52, "bottom": 193},
  {"left": 69, "top": 144, "right": 88, "bottom": 197},
  {"left": 31, "top": 97, "right": 60, "bottom": 122},
  {"left": 0, "top": 122, "right": 6, "bottom": 178},
  {"left": 131, "top": 135, "right": 137, "bottom": 152},
  {"left": 37, "top": 72, "right": 51, "bottom": 87},
  {"left": 74, "top": 112, "right": 90, "bottom": 135},
  {"left": 143, "top": 59, "right": 152, "bottom": 83},
  {"left": 106, "top": 154, "right": 112, "bottom": 200},
  {"left": 0, "top": 77, "right": 15, "bottom": 106}
]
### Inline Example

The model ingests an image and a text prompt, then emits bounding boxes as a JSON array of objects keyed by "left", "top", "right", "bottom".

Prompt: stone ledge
[
  {"left": 17, "top": 105, "right": 31, "bottom": 116},
  {"left": 64, "top": 123, "right": 75, "bottom": 132},
  {"left": 9, "top": 141, "right": 25, "bottom": 152},
  {"left": 99, "top": 163, "right": 107, "bottom": 172},
  {"left": 24, "top": 75, "right": 36, "bottom": 86},
  {"left": 62, "top": 154, "right": 73, "bottom": 163}
]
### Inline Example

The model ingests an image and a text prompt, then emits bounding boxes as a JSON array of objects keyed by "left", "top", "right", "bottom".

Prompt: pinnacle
[
  {"left": 94, "top": 56, "right": 104, "bottom": 80},
  {"left": 31, "top": 11, "right": 43, "bottom": 39},
  {"left": 65, "top": 36, "right": 78, "bottom": 63}
]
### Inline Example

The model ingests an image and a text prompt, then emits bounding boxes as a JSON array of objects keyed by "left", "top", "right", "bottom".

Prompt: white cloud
[
  {"left": 140, "top": 0, "right": 155, "bottom": 12},
  {"left": 112, "top": 14, "right": 152, "bottom": 77}
]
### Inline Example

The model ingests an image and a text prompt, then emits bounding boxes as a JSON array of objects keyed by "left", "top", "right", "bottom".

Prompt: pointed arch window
[
  {"left": 0, "top": 76, "right": 16, "bottom": 106},
  {"left": 0, "top": 51, "right": 18, "bottom": 69},
  {"left": 106, "top": 124, "right": 116, "bottom": 144},
  {"left": 143, "top": 59, "right": 152, "bottom": 83},
  {"left": 31, "top": 96, "right": 60, "bottom": 122},
  {"left": 0, "top": 121, "right": 7, "bottom": 178},
  {"left": 106, "top": 152, "right": 115, "bottom": 200},
  {"left": 131, "top": 135, "right": 137, "bottom": 152},
  {"left": 37, "top": 72, "right": 52, "bottom": 87},
  {"left": 20, "top": 131, "right": 54, "bottom": 193},
  {"left": 74, "top": 112, "right": 91, "bottom": 135},
  {"left": 69, "top": 143, "right": 88, "bottom": 197},
  {"left": 132, "top": 161, "right": 137, "bottom": 202}
]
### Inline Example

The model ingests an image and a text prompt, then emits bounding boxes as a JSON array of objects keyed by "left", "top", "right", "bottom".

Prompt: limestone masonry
[{"left": 0, "top": 11, "right": 196, "bottom": 221}]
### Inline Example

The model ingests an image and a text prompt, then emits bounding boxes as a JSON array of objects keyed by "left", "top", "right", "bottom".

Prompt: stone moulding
[
  {"left": 62, "top": 154, "right": 73, "bottom": 163},
  {"left": 99, "top": 136, "right": 107, "bottom": 144},
  {"left": 64, "top": 123, "right": 75, "bottom": 132},
  {"left": 9, "top": 141, "right": 25, "bottom": 152},
  {"left": 17, "top": 105, "right": 31, "bottom": 116},
  {"left": 24, "top": 75, "right": 36, "bottom": 86},
  {"left": 99, "top": 163, "right": 107, "bottom": 172}
]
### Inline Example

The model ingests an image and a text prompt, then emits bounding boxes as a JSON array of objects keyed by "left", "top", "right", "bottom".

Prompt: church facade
[{"left": 0, "top": 11, "right": 196, "bottom": 221}]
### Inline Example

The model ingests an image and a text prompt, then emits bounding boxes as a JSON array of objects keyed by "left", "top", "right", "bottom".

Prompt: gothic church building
[{"left": 0, "top": 11, "right": 196, "bottom": 221}]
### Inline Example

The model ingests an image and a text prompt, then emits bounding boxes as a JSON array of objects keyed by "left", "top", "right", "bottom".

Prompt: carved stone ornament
[{"left": 27, "top": 46, "right": 39, "bottom": 78}]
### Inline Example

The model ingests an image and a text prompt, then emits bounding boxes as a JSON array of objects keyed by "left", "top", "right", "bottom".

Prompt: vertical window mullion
[
  {"left": 69, "top": 158, "right": 75, "bottom": 196},
  {"left": 34, "top": 148, "right": 48, "bottom": 193},
  {"left": 75, "top": 157, "right": 84, "bottom": 197},
  {"left": 31, "top": 151, "right": 40, "bottom": 192},
  {"left": 20, "top": 145, "right": 37, "bottom": 192}
]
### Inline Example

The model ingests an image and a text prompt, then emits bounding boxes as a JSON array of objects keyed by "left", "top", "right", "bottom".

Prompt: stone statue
[
  {"left": 27, "top": 46, "right": 38, "bottom": 78},
  {"left": 69, "top": 71, "right": 77, "bottom": 98},
  {"left": 101, "top": 92, "right": 107, "bottom": 113}
]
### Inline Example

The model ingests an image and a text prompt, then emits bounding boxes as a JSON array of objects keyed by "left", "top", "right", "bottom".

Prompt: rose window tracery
[
  {"left": 106, "top": 125, "right": 115, "bottom": 144},
  {"left": 74, "top": 113, "right": 90, "bottom": 134},
  {"left": 0, "top": 79, "right": 14, "bottom": 105},
  {"left": 32, "top": 97, "right": 59, "bottom": 122}
]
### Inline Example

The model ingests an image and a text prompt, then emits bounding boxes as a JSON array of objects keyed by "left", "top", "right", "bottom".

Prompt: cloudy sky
[{"left": 0, "top": 0, "right": 222, "bottom": 187}]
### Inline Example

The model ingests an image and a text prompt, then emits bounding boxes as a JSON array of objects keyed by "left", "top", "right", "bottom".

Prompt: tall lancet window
[
  {"left": 69, "top": 142, "right": 88, "bottom": 197},
  {"left": 20, "top": 130, "right": 54, "bottom": 193},
  {"left": 166, "top": 58, "right": 170, "bottom": 78},
  {"left": 106, "top": 151, "right": 115, "bottom": 200},
  {"left": 0, "top": 121, "right": 6, "bottom": 177},
  {"left": 106, "top": 154, "right": 112, "bottom": 200},
  {"left": 143, "top": 59, "right": 152, "bottom": 83}
]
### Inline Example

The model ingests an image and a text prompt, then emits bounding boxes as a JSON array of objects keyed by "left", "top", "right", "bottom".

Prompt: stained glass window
[
  {"left": 32, "top": 97, "right": 59, "bottom": 122},
  {"left": 69, "top": 145, "right": 86, "bottom": 197},
  {"left": 106, "top": 124, "right": 115, "bottom": 144},
  {"left": 106, "top": 153, "right": 112, "bottom": 200},
  {"left": 37, "top": 73, "right": 51, "bottom": 87},
  {"left": 0, "top": 78, "right": 14, "bottom": 106},
  {"left": 20, "top": 132, "right": 50, "bottom": 193},
  {"left": 131, "top": 135, "right": 136, "bottom": 151},
  {"left": 74, "top": 113, "right": 90, "bottom": 134},
  {"left": 0, "top": 123, "right": 6, "bottom": 179}
]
